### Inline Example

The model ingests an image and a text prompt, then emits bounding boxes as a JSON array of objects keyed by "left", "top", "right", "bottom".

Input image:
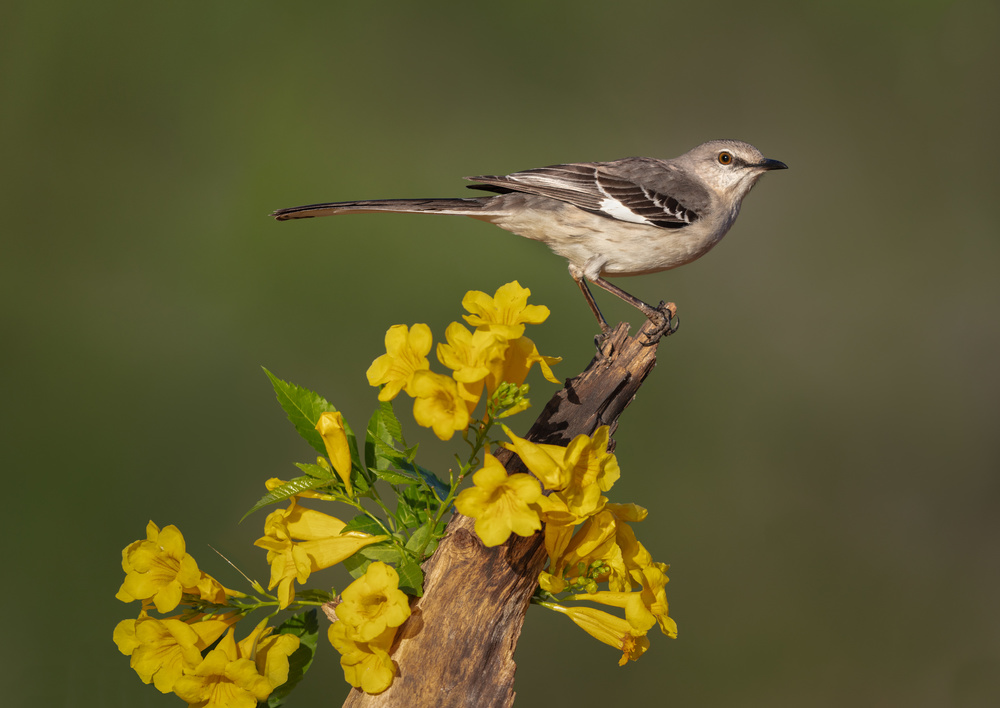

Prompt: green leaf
[
  {"left": 240, "top": 476, "right": 326, "bottom": 521},
  {"left": 293, "top": 588, "right": 336, "bottom": 604},
  {"left": 342, "top": 551, "right": 372, "bottom": 580},
  {"left": 356, "top": 541, "right": 405, "bottom": 566},
  {"left": 340, "top": 514, "right": 386, "bottom": 536},
  {"left": 404, "top": 522, "right": 442, "bottom": 560},
  {"left": 266, "top": 609, "right": 319, "bottom": 707},
  {"left": 397, "top": 459, "right": 449, "bottom": 500},
  {"left": 294, "top": 462, "right": 335, "bottom": 481},
  {"left": 263, "top": 368, "right": 359, "bottom": 461},
  {"left": 351, "top": 467, "right": 371, "bottom": 494},
  {"left": 365, "top": 406, "right": 395, "bottom": 472},
  {"left": 373, "top": 469, "right": 421, "bottom": 486},
  {"left": 396, "top": 559, "right": 425, "bottom": 597},
  {"left": 378, "top": 399, "right": 405, "bottom": 444},
  {"left": 396, "top": 483, "right": 442, "bottom": 528},
  {"left": 404, "top": 524, "right": 432, "bottom": 553}
]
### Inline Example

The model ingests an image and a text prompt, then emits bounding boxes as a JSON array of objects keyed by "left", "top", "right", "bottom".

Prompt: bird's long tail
[{"left": 271, "top": 198, "right": 501, "bottom": 221}]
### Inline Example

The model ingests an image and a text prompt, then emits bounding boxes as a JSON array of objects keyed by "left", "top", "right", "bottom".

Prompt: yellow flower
[
  {"left": 326, "top": 561, "right": 414, "bottom": 693},
  {"left": 484, "top": 335, "right": 561, "bottom": 393},
  {"left": 328, "top": 620, "right": 397, "bottom": 695},
  {"left": 118, "top": 522, "right": 203, "bottom": 613},
  {"left": 540, "top": 602, "right": 650, "bottom": 666},
  {"left": 547, "top": 509, "right": 618, "bottom": 579},
  {"left": 605, "top": 502, "right": 647, "bottom": 524},
  {"left": 114, "top": 615, "right": 202, "bottom": 693},
  {"left": 454, "top": 453, "right": 544, "bottom": 546},
  {"left": 604, "top": 503, "right": 653, "bottom": 591},
  {"left": 499, "top": 430, "right": 568, "bottom": 491},
  {"left": 410, "top": 370, "right": 471, "bottom": 441},
  {"left": 563, "top": 425, "right": 620, "bottom": 494},
  {"left": 502, "top": 426, "right": 618, "bottom": 526},
  {"left": 366, "top": 323, "right": 432, "bottom": 401},
  {"left": 335, "top": 561, "right": 411, "bottom": 642},
  {"left": 172, "top": 621, "right": 299, "bottom": 708},
  {"left": 315, "top": 411, "right": 354, "bottom": 496},
  {"left": 113, "top": 611, "right": 241, "bottom": 694},
  {"left": 504, "top": 425, "right": 621, "bottom": 498},
  {"left": 566, "top": 563, "right": 676, "bottom": 638},
  {"left": 254, "top": 497, "right": 387, "bottom": 608},
  {"left": 436, "top": 322, "right": 505, "bottom": 409},
  {"left": 113, "top": 613, "right": 143, "bottom": 656},
  {"left": 462, "top": 281, "right": 550, "bottom": 340}
]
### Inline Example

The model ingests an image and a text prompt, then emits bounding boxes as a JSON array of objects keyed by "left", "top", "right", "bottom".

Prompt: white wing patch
[
  {"left": 594, "top": 168, "right": 655, "bottom": 225},
  {"left": 597, "top": 196, "right": 654, "bottom": 225}
]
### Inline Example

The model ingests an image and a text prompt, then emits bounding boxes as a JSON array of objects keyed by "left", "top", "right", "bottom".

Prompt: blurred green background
[{"left": 3, "top": 1, "right": 998, "bottom": 706}]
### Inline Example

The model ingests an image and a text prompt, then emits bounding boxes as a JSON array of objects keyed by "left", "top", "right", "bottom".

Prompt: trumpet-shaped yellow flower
[
  {"left": 462, "top": 281, "right": 550, "bottom": 340},
  {"left": 436, "top": 322, "right": 506, "bottom": 409},
  {"left": 336, "top": 561, "right": 411, "bottom": 642},
  {"left": 602, "top": 503, "right": 655, "bottom": 591},
  {"left": 410, "top": 370, "right": 470, "bottom": 441},
  {"left": 454, "top": 453, "right": 544, "bottom": 546},
  {"left": 315, "top": 411, "right": 354, "bottom": 496},
  {"left": 254, "top": 497, "right": 387, "bottom": 608},
  {"left": 566, "top": 563, "right": 676, "bottom": 638},
  {"left": 172, "top": 622, "right": 299, "bottom": 708},
  {"left": 113, "top": 611, "right": 241, "bottom": 694},
  {"left": 327, "top": 561, "right": 412, "bottom": 693},
  {"left": 484, "top": 335, "right": 561, "bottom": 393},
  {"left": 605, "top": 502, "right": 647, "bottom": 524},
  {"left": 366, "top": 324, "right": 432, "bottom": 401},
  {"left": 531, "top": 491, "right": 603, "bottom": 562},
  {"left": 540, "top": 602, "right": 650, "bottom": 666},
  {"left": 328, "top": 620, "right": 397, "bottom": 695},
  {"left": 118, "top": 522, "right": 203, "bottom": 614},
  {"left": 114, "top": 615, "right": 202, "bottom": 693},
  {"left": 548, "top": 509, "right": 618, "bottom": 577},
  {"left": 502, "top": 426, "right": 618, "bottom": 525}
]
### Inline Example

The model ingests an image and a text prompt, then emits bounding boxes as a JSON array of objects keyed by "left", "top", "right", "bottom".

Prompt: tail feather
[{"left": 272, "top": 197, "right": 498, "bottom": 221}]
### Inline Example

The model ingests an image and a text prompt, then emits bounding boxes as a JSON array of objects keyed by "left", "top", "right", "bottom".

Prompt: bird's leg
[
  {"left": 572, "top": 274, "right": 621, "bottom": 356},
  {"left": 573, "top": 275, "right": 612, "bottom": 333},
  {"left": 589, "top": 276, "right": 679, "bottom": 344}
]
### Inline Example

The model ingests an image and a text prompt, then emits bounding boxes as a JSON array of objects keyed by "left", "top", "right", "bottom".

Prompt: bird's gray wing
[{"left": 466, "top": 157, "right": 707, "bottom": 228}]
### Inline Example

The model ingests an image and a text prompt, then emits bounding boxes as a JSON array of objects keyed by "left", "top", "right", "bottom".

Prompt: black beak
[{"left": 759, "top": 158, "right": 788, "bottom": 171}]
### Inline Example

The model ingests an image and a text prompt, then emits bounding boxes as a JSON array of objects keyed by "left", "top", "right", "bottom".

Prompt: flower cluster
[
  {"left": 367, "top": 281, "right": 560, "bottom": 440},
  {"left": 327, "top": 562, "right": 412, "bottom": 694},
  {"left": 113, "top": 522, "right": 300, "bottom": 705},
  {"left": 115, "top": 278, "right": 672, "bottom": 703},
  {"left": 456, "top": 425, "right": 676, "bottom": 664}
]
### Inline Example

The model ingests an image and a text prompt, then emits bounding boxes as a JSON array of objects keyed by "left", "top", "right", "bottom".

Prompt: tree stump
[{"left": 341, "top": 318, "right": 666, "bottom": 707}]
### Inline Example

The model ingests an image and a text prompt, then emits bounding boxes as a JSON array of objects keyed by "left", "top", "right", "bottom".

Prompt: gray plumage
[{"left": 272, "top": 140, "right": 787, "bottom": 335}]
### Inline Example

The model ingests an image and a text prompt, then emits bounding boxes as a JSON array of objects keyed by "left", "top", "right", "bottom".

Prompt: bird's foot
[{"left": 641, "top": 302, "right": 679, "bottom": 345}]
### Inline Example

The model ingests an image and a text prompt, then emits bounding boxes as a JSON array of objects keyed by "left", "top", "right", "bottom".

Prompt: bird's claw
[{"left": 641, "top": 302, "right": 679, "bottom": 345}]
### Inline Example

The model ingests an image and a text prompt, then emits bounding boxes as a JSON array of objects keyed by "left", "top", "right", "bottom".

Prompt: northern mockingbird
[{"left": 273, "top": 139, "right": 786, "bottom": 337}]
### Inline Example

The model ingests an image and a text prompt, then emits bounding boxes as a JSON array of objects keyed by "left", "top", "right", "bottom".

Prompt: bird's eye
[{"left": 718, "top": 151, "right": 733, "bottom": 165}]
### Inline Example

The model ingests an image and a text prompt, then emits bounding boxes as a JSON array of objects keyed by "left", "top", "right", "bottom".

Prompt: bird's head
[{"left": 681, "top": 140, "right": 787, "bottom": 198}]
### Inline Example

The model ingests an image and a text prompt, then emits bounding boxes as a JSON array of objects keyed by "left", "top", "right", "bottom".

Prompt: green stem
[
  {"left": 414, "top": 416, "right": 497, "bottom": 559},
  {"left": 338, "top": 495, "right": 397, "bottom": 539}
]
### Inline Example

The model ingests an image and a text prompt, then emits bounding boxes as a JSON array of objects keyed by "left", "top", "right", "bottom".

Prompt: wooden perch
[{"left": 341, "top": 317, "right": 668, "bottom": 707}]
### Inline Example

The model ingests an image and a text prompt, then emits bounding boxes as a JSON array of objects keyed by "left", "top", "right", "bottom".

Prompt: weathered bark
[{"left": 341, "top": 318, "right": 667, "bottom": 707}]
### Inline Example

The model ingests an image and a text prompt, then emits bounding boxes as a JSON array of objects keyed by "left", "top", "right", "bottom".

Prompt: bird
[{"left": 272, "top": 140, "right": 787, "bottom": 338}]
